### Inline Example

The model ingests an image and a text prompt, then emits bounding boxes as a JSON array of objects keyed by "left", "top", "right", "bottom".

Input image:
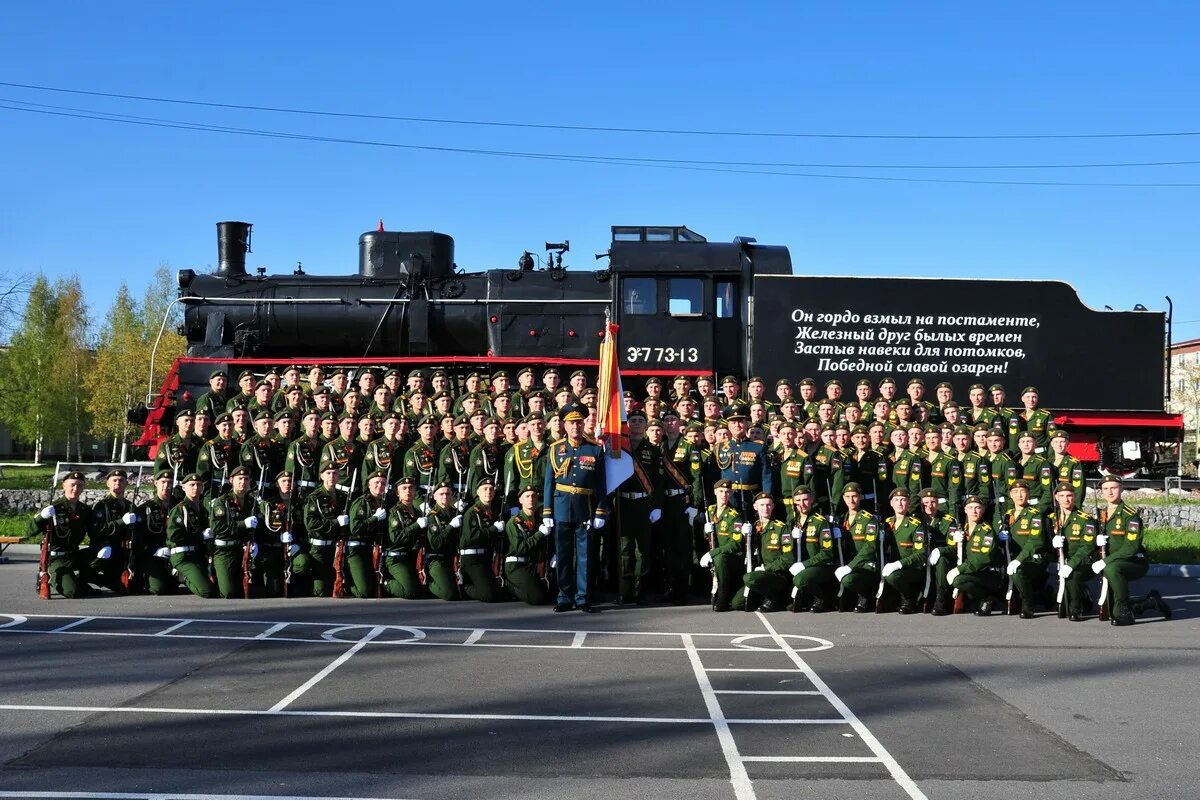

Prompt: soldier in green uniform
[
  {"left": 914, "top": 427, "right": 956, "bottom": 514},
  {"left": 422, "top": 481, "right": 462, "bottom": 601},
  {"left": 402, "top": 414, "right": 442, "bottom": 500},
  {"left": 504, "top": 483, "right": 551, "bottom": 605},
  {"left": 1015, "top": 431, "right": 1054, "bottom": 513},
  {"left": 197, "top": 412, "right": 239, "bottom": 499},
  {"left": 837, "top": 482, "right": 885, "bottom": 612},
  {"left": 206, "top": 466, "right": 259, "bottom": 598},
  {"left": 89, "top": 469, "right": 140, "bottom": 593},
  {"left": 134, "top": 470, "right": 178, "bottom": 595},
  {"left": 1012, "top": 386, "right": 1056, "bottom": 454},
  {"left": 321, "top": 414, "right": 364, "bottom": 494},
  {"left": 225, "top": 370, "right": 256, "bottom": 412},
  {"left": 916, "top": 488, "right": 960, "bottom": 614},
  {"left": 986, "top": 428, "right": 1020, "bottom": 527},
  {"left": 31, "top": 471, "right": 95, "bottom": 598},
  {"left": 843, "top": 426, "right": 881, "bottom": 513},
  {"left": 466, "top": 417, "right": 505, "bottom": 499},
  {"left": 298, "top": 462, "right": 351, "bottom": 598},
  {"left": 738, "top": 493, "right": 794, "bottom": 611},
  {"left": 345, "top": 469, "right": 389, "bottom": 598},
  {"left": 1001, "top": 480, "right": 1051, "bottom": 619},
  {"left": 699, "top": 480, "right": 748, "bottom": 612},
  {"left": 1094, "top": 477, "right": 1169, "bottom": 625},
  {"left": 454, "top": 477, "right": 506, "bottom": 602},
  {"left": 809, "top": 424, "right": 844, "bottom": 519},
  {"left": 880, "top": 489, "right": 929, "bottom": 614},
  {"left": 436, "top": 415, "right": 475, "bottom": 498},
  {"left": 361, "top": 411, "right": 404, "bottom": 496},
  {"left": 658, "top": 416, "right": 697, "bottom": 604},
  {"left": 259, "top": 470, "right": 302, "bottom": 597},
  {"left": 946, "top": 495, "right": 1005, "bottom": 615},
  {"left": 1048, "top": 430, "right": 1086, "bottom": 507},
  {"left": 240, "top": 411, "right": 284, "bottom": 495},
  {"left": 1051, "top": 482, "right": 1099, "bottom": 622},
  {"left": 787, "top": 485, "right": 840, "bottom": 612},
  {"left": 194, "top": 369, "right": 229, "bottom": 420},
  {"left": 284, "top": 409, "right": 324, "bottom": 499},
  {"left": 950, "top": 425, "right": 989, "bottom": 519},
  {"left": 381, "top": 476, "right": 425, "bottom": 599},
  {"left": 155, "top": 408, "right": 200, "bottom": 485},
  {"left": 165, "top": 473, "right": 218, "bottom": 598}
]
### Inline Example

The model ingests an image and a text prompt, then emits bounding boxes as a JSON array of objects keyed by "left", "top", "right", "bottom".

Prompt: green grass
[
  {"left": 1119, "top": 494, "right": 1200, "bottom": 507},
  {"left": 1144, "top": 529, "right": 1200, "bottom": 565},
  {"left": 0, "top": 512, "right": 31, "bottom": 541},
  {"left": 0, "top": 464, "right": 115, "bottom": 490}
]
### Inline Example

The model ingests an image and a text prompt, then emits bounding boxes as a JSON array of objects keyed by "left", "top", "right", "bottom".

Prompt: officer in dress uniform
[
  {"left": 346, "top": 469, "right": 389, "bottom": 598},
  {"left": 543, "top": 402, "right": 608, "bottom": 613},
  {"left": 713, "top": 406, "right": 773, "bottom": 512}
]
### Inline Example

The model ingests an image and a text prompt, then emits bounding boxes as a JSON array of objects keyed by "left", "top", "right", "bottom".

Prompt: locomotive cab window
[
  {"left": 623, "top": 277, "right": 657, "bottom": 315},
  {"left": 715, "top": 279, "right": 737, "bottom": 318},
  {"left": 668, "top": 278, "right": 704, "bottom": 316}
]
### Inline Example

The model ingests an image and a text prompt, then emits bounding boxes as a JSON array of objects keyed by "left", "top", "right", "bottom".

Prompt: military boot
[
  {"left": 1068, "top": 604, "right": 1084, "bottom": 622},
  {"left": 975, "top": 596, "right": 996, "bottom": 616},
  {"left": 1111, "top": 602, "right": 1135, "bottom": 626},
  {"left": 1132, "top": 589, "right": 1171, "bottom": 619},
  {"left": 931, "top": 588, "right": 952, "bottom": 616}
]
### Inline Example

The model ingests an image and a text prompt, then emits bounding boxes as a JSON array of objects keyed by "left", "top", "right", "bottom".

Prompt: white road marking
[
  {"left": 680, "top": 633, "right": 755, "bottom": 800},
  {"left": 153, "top": 620, "right": 193, "bottom": 636},
  {"left": 570, "top": 631, "right": 587, "bottom": 648},
  {"left": 0, "top": 614, "right": 27, "bottom": 629},
  {"left": 49, "top": 616, "right": 95, "bottom": 633},
  {"left": 0, "top": 792, "right": 418, "bottom": 800},
  {"left": 0, "top": 703, "right": 713, "bottom": 725},
  {"left": 254, "top": 622, "right": 291, "bottom": 639},
  {"left": 713, "top": 690, "right": 822, "bottom": 696},
  {"left": 740, "top": 755, "right": 883, "bottom": 763},
  {"left": 462, "top": 628, "right": 485, "bottom": 645},
  {"left": 269, "top": 626, "right": 385, "bottom": 712},
  {"left": 703, "top": 668, "right": 799, "bottom": 672},
  {"left": 756, "top": 612, "right": 929, "bottom": 800}
]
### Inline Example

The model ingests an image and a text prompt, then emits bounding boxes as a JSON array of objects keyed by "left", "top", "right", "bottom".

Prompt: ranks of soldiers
[{"left": 31, "top": 365, "right": 1171, "bottom": 626}]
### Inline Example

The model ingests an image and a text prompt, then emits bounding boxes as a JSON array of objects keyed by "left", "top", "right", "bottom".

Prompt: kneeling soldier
[
  {"left": 165, "top": 473, "right": 217, "bottom": 598},
  {"left": 422, "top": 482, "right": 462, "bottom": 600},
  {"left": 136, "top": 470, "right": 179, "bottom": 595},
  {"left": 457, "top": 478, "right": 505, "bottom": 602},
  {"left": 298, "top": 463, "right": 351, "bottom": 597},
  {"left": 208, "top": 466, "right": 259, "bottom": 599},
  {"left": 1095, "top": 477, "right": 1170, "bottom": 625},
  {"left": 881, "top": 489, "right": 929, "bottom": 614},
  {"left": 947, "top": 495, "right": 1004, "bottom": 614},
  {"left": 1002, "top": 480, "right": 1050, "bottom": 619},
  {"left": 699, "top": 480, "right": 748, "bottom": 612},
  {"left": 32, "top": 471, "right": 94, "bottom": 599},
  {"left": 741, "top": 492, "right": 794, "bottom": 612},
  {"left": 838, "top": 482, "right": 885, "bottom": 612},
  {"left": 1051, "top": 481, "right": 1098, "bottom": 621},
  {"left": 382, "top": 476, "right": 425, "bottom": 599},
  {"left": 505, "top": 483, "right": 552, "bottom": 605},
  {"left": 918, "top": 488, "right": 960, "bottom": 615},
  {"left": 787, "top": 486, "right": 840, "bottom": 613},
  {"left": 347, "top": 469, "right": 389, "bottom": 598},
  {"left": 91, "top": 469, "right": 139, "bottom": 593}
]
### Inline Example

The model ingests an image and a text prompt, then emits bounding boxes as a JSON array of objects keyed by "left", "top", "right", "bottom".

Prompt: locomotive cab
[{"left": 609, "top": 225, "right": 791, "bottom": 378}]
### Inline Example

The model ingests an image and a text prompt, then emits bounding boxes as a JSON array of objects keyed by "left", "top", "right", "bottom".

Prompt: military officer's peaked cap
[
  {"left": 1054, "top": 482, "right": 1075, "bottom": 494},
  {"left": 888, "top": 488, "right": 909, "bottom": 500},
  {"left": 209, "top": 369, "right": 228, "bottom": 380},
  {"left": 228, "top": 466, "right": 248, "bottom": 478},
  {"left": 917, "top": 488, "right": 942, "bottom": 499},
  {"left": 180, "top": 473, "right": 201, "bottom": 484},
  {"left": 559, "top": 402, "right": 587, "bottom": 422},
  {"left": 394, "top": 475, "right": 416, "bottom": 487},
  {"left": 154, "top": 469, "right": 172, "bottom": 480},
  {"left": 1011, "top": 479, "right": 1031, "bottom": 490},
  {"left": 713, "top": 479, "right": 732, "bottom": 489},
  {"left": 842, "top": 482, "right": 862, "bottom": 495},
  {"left": 175, "top": 408, "right": 195, "bottom": 419},
  {"left": 104, "top": 469, "right": 127, "bottom": 480},
  {"left": 962, "top": 494, "right": 984, "bottom": 507},
  {"left": 1021, "top": 386, "right": 1039, "bottom": 395},
  {"left": 724, "top": 405, "right": 749, "bottom": 421}
]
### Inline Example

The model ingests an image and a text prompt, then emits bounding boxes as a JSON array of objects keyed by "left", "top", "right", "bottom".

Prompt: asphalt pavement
[{"left": 0, "top": 544, "right": 1197, "bottom": 800}]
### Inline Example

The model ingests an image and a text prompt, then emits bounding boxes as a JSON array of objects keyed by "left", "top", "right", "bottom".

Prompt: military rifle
[
  {"left": 332, "top": 467, "right": 357, "bottom": 598},
  {"left": 121, "top": 468, "right": 144, "bottom": 592},
  {"left": 952, "top": 524, "right": 966, "bottom": 614},
  {"left": 36, "top": 513, "right": 53, "bottom": 600},
  {"left": 875, "top": 516, "right": 888, "bottom": 613},
  {"left": 374, "top": 496, "right": 386, "bottom": 599},
  {"left": 1055, "top": 508, "right": 1068, "bottom": 618},
  {"left": 1096, "top": 504, "right": 1110, "bottom": 622}
]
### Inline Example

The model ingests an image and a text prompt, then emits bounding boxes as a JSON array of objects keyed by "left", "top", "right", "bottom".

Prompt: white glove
[
  {"left": 39, "top": 505, "right": 56, "bottom": 520},
  {"left": 1091, "top": 559, "right": 1106, "bottom": 574},
  {"left": 703, "top": 522, "right": 715, "bottom": 535},
  {"left": 699, "top": 552, "right": 713, "bottom": 568},
  {"left": 250, "top": 542, "right": 259, "bottom": 558},
  {"left": 202, "top": 527, "right": 213, "bottom": 540},
  {"left": 740, "top": 522, "right": 752, "bottom": 536},
  {"left": 121, "top": 512, "right": 138, "bottom": 525},
  {"left": 281, "top": 532, "right": 294, "bottom": 543},
  {"left": 947, "top": 566, "right": 961, "bottom": 583},
  {"left": 420, "top": 501, "right": 430, "bottom": 513},
  {"left": 373, "top": 507, "right": 387, "bottom": 521},
  {"left": 493, "top": 520, "right": 505, "bottom": 532},
  {"left": 288, "top": 543, "right": 301, "bottom": 557},
  {"left": 686, "top": 507, "right": 698, "bottom": 525},
  {"left": 337, "top": 514, "right": 350, "bottom": 527},
  {"left": 540, "top": 518, "right": 554, "bottom": 534},
  {"left": 97, "top": 546, "right": 113, "bottom": 560},
  {"left": 834, "top": 565, "right": 852, "bottom": 581},
  {"left": 243, "top": 516, "right": 258, "bottom": 529},
  {"left": 754, "top": 564, "right": 765, "bottom": 572},
  {"left": 649, "top": 508, "right": 662, "bottom": 523},
  {"left": 154, "top": 546, "right": 170, "bottom": 558},
  {"left": 1006, "top": 559, "right": 1021, "bottom": 576},
  {"left": 882, "top": 561, "right": 902, "bottom": 577},
  {"left": 455, "top": 499, "right": 466, "bottom": 511},
  {"left": 928, "top": 548, "right": 942, "bottom": 566},
  {"left": 1095, "top": 534, "right": 1109, "bottom": 547},
  {"left": 1051, "top": 535, "right": 1064, "bottom": 549},
  {"left": 789, "top": 562, "right": 805, "bottom": 576},
  {"left": 450, "top": 515, "right": 463, "bottom": 528},
  {"left": 417, "top": 516, "right": 428, "bottom": 529},
  {"left": 550, "top": 554, "right": 558, "bottom": 569},
  {"left": 509, "top": 506, "right": 519, "bottom": 517},
  {"left": 540, "top": 522, "right": 553, "bottom": 537},
  {"left": 950, "top": 530, "right": 964, "bottom": 544},
  {"left": 791, "top": 526, "right": 801, "bottom": 538},
  {"left": 592, "top": 517, "right": 606, "bottom": 529},
  {"left": 1059, "top": 563, "right": 1074, "bottom": 578}
]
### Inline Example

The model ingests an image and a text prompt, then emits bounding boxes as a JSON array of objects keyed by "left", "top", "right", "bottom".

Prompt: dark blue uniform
[
  {"left": 543, "top": 436, "right": 609, "bottom": 607},
  {"left": 714, "top": 437, "right": 773, "bottom": 509}
]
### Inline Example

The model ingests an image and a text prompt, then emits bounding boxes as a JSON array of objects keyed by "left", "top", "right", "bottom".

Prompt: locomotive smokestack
[{"left": 216, "top": 221, "right": 252, "bottom": 277}]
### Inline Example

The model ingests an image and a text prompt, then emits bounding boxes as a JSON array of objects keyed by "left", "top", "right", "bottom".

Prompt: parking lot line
[
  {"left": 152, "top": 620, "right": 192, "bottom": 636},
  {"left": 740, "top": 756, "right": 884, "bottom": 763},
  {"left": 680, "top": 633, "right": 755, "bottom": 800},
  {"left": 48, "top": 616, "right": 95, "bottom": 633},
  {"left": 269, "top": 625, "right": 385, "bottom": 712},
  {"left": 713, "top": 690, "right": 822, "bottom": 696},
  {"left": 0, "top": 792, "right": 419, "bottom": 800}
]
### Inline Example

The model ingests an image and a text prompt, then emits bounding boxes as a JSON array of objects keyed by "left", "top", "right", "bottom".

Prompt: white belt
[
  {"left": 620, "top": 491, "right": 649, "bottom": 500},
  {"left": 169, "top": 546, "right": 195, "bottom": 555},
  {"left": 384, "top": 549, "right": 408, "bottom": 557},
  {"left": 863, "top": 493, "right": 876, "bottom": 500},
  {"left": 213, "top": 539, "right": 239, "bottom": 547},
  {"left": 337, "top": 483, "right": 353, "bottom": 492},
  {"left": 460, "top": 548, "right": 486, "bottom": 555},
  {"left": 347, "top": 540, "right": 368, "bottom": 547},
  {"left": 310, "top": 538, "right": 335, "bottom": 546},
  {"left": 49, "top": 550, "right": 71, "bottom": 557},
  {"left": 505, "top": 555, "right": 529, "bottom": 564},
  {"left": 420, "top": 484, "right": 435, "bottom": 492},
  {"left": 664, "top": 488, "right": 686, "bottom": 497},
  {"left": 299, "top": 480, "right": 316, "bottom": 488}
]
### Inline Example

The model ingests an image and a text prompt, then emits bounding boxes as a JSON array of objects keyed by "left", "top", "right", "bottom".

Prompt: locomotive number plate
[{"left": 626, "top": 346, "right": 700, "bottom": 364}]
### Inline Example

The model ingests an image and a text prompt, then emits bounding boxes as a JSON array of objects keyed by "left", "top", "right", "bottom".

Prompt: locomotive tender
[{"left": 145, "top": 221, "right": 1182, "bottom": 473}]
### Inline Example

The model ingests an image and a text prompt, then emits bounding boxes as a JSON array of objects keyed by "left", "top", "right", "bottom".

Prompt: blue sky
[{"left": 1, "top": 2, "right": 1197, "bottom": 340}]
